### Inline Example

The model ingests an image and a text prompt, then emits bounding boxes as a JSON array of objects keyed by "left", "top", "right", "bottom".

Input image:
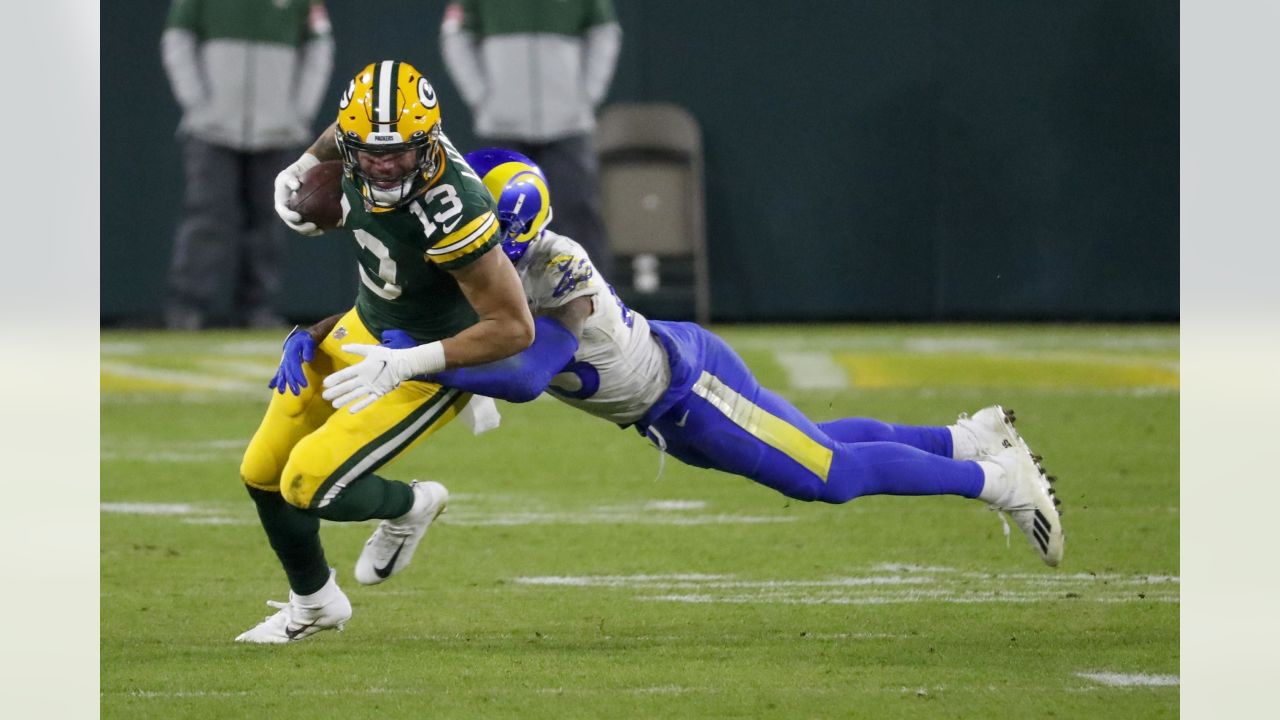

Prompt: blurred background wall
[{"left": 101, "top": 0, "right": 1177, "bottom": 324}]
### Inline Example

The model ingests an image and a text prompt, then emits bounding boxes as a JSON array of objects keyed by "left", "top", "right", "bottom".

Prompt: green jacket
[{"left": 161, "top": 0, "right": 334, "bottom": 151}]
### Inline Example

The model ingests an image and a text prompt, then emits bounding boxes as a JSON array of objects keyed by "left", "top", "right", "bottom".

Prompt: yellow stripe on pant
[
  {"left": 239, "top": 307, "right": 470, "bottom": 509},
  {"left": 690, "top": 370, "right": 833, "bottom": 481}
]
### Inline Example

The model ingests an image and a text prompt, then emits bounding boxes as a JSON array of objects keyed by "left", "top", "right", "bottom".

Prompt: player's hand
[
  {"left": 274, "top": 153, "right": 323, "bottom": 236},
  {"left": 267, "top": 327, "right": 316, "bottom": 396},
  {"left": 381, "top": 330, "right": 436, "bottom": 382},
  {"left": 322, "top": 344, "right": 414, "bottom": 413},
  {"left": 380, "top": 329, "right": 417, "bottom": 350}
]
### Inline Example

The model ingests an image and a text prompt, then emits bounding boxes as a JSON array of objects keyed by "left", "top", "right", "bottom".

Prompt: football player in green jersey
[{"left": 235, "top": 60, "right": 533, "bottom": 643}]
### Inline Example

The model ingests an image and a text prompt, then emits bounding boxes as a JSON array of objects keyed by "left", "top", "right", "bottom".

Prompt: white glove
[
  {"left": 322, "top": 342, "right": 447, "bottom": 414},
  {"left": 273, "top": 152, "right": 323, "bottom": 236}
]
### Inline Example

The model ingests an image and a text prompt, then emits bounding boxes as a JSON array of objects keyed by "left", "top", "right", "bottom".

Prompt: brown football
[{"left": 287, "top": 160, "right": 345, "bottom": 230}]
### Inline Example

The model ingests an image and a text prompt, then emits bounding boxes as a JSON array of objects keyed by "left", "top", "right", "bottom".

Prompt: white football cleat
[
  {"left": 354, "top": 480, "right": 449, "bottom": 586},
  {"left": 987, "top": 445, "right": 1064, "bottom": 567},
  {"left": 954, "top": 405, "right": 1025, "bottom": 459},
  {"left": 235, "top": 569, "right": 352, "bottom": 644}
]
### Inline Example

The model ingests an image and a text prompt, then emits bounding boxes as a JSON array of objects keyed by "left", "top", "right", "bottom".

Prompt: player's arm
[
  {"left": 419, "top": 297, "right": 590, "bottom": 402},
  {"left": 304, "top": 312, "right": 343, "bottom": 342},
  {"left": 320, "top": 246, "right": 535, "bottom": 413},
  {"left": 304, "top": 122, "right": 340, "bottom": 162},
  {"left": 274, "top": 123, "right": 340, "bottom": 235},
  {"left": 441, "top": 246, "right": 536, "bottom": 367}
]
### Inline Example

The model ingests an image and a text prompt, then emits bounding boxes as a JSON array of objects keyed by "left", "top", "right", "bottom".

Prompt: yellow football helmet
[{"left": 335, "top": 60, "right": 443, "bottom": 209}]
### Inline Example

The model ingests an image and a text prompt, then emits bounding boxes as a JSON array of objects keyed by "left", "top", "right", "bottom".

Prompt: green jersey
[{"left": 341, "top": 134, "right": 500, "bottom": 342}]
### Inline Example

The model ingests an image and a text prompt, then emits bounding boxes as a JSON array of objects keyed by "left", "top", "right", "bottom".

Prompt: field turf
[{"left": 101, "top": 324, "right": 1178, "bottom": 718}]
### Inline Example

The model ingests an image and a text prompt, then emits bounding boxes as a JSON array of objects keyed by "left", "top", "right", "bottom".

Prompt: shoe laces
[{"left": 255, "top": 599, "right": 294, "bottom": 627}]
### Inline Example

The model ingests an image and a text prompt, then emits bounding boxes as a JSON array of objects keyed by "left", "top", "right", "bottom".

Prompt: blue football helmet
[{"left": 464, "top": 148, "right": 553, "bottom": 262}]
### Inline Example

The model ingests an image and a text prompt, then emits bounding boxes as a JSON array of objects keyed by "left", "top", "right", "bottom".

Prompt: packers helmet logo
[
  {"left": 338, "top": 79, "right": 355, "bottom": 110},
  {"left": 418, "top": 77, "right": 437, "bottom": 109}
]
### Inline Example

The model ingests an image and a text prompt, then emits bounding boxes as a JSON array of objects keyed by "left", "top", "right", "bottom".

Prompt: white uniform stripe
[
  {"left": 426, "top": 214, "right": 496, "bottom": 255},
  {"left": 378, "top": 61, "right": 395, "bottom": 124},
  {"left": 318, "top": 389, "right": 461, "bottom": 507}
]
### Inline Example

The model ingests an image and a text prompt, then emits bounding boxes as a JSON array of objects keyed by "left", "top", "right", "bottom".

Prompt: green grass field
[{"left": 101, "top": 324, "right": 1179, "bottom": 718}]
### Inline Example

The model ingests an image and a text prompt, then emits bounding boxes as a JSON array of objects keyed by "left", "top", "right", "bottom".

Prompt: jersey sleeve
[{"left": 423, "top": 208, "right": 500, "bottom": 270}]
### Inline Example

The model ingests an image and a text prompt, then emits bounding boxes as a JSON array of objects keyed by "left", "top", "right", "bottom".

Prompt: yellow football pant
[{"left": 240, "top": 307, "right": 469, "bottom": 509}]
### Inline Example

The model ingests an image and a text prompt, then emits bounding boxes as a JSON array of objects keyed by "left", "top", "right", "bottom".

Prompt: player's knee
[
  {"left": 278, "top": 467, "right": 323, "bottom": 509},
  {"left": 753, "top": 469, "right": 827, "bottom": 503},
  {"left": 239, "top": 446, "right": 281, "bottom": 492},
  {"left": 278, "top": 460, "right": 325, "bottom": 509},
  {"left": 279, "top": 438, "right": 341, "bottom": 509}
]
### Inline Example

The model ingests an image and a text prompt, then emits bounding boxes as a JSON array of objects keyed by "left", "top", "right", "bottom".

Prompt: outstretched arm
[
  {"left": 428, "top": 313, "right": 581, "bottom": 402},
  {"left": 383, "top": 297, "right": 590, "bottom": 402}
]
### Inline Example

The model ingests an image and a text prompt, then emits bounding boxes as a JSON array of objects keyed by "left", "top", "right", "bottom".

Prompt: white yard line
[
  {"left": 101, "top": 503, "right": 198, "bottom": 515},
  {"left": 101, "top": 361, "right": 260, "bottom": 393},
  {"left": 445, "top": 512, "right": 796, "bottom": 526},
  {"left": 1076, "top": 672, "right": 1179, "bottom": 687},
  {"left": 517, "top": 569, "right": 1180, "bottom": 606}
]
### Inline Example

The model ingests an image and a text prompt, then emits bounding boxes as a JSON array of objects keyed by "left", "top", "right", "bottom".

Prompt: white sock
[
  {"left": 294, "top": 569, "right": 338, "bottom": 606},
  {"left": 949, "top": 425, "right": 980, "bottom": 460},
  {"left": 976, "top": 460, "right": 1011, "bottom": 504}
]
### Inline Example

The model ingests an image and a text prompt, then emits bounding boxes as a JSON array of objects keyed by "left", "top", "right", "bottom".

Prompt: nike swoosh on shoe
[
  {"left": 285, "top": 620, "right": 318, "bottom": 640},
  {"left": 374, "top": 539, "right": 408, "bottom": 579}
]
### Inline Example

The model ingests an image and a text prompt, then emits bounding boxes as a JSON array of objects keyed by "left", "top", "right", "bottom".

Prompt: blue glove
[
  {"left": 380, "top": 329, "right": 417, "bottom": 350},
  {"left": 268, "top": 328, "right": 317, "bottom": 395}
]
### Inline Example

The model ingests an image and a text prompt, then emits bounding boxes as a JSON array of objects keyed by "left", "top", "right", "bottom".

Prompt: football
[{"left": 287, "top": 160, "right": 345, "bottom": 230}]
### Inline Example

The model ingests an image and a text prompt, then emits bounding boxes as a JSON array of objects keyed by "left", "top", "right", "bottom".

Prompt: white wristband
[
  {"left": 296, "top": 152, "right": 321, "bottom": 172},
  {"left": 402, "top": 340, "right": 447, "bottom": 377}
]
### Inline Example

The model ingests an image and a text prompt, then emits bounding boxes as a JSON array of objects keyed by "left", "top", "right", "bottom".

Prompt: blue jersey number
[{"left": 548, "top": 360, "right": 600, "bottom": 400}]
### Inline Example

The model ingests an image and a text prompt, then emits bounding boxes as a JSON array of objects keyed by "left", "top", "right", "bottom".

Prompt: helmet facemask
[
  {"left": 337, "top": 125, "right": 440, "bottom": 210},
  {"left": 496, "top": 172, "right": 553, "bottom": 262}
]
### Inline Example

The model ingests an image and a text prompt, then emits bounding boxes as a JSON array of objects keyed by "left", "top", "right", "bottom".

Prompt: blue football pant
[{"left": 644, "top": 330, "right": 984, "bottom": 503}]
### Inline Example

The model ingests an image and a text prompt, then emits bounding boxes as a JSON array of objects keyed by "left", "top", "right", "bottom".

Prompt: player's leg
[
  {"left": 275, "top": 315, "right": 467, "bottom": 585},
  {"left": 649, "top": 328, "right": 985, "bottom": 503},
  {"left": 280, "top": 379, "right": 466, "bottom": 520},
  {"left": 165, "top": 138, "right": 244, "bottom": 329},
  {"left": 818, "top": 408, "right": 1022, "bottom": 461},
  {"left": 815, "top": 417, "right": 954, "bottom": 457},
  {"left": 239, "top": 335, "right": 340, "bottom": 597},
  {"left": 236, "top": 336, "right": 352, "bottom": 643},
  {"left": 282, "top": 379, "right": 466, "bottom": 586}
]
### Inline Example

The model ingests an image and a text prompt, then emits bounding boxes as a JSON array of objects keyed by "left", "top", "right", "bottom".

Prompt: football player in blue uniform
[{"left": 320, "top": 150, "right": 1064, "bottom": 567}]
